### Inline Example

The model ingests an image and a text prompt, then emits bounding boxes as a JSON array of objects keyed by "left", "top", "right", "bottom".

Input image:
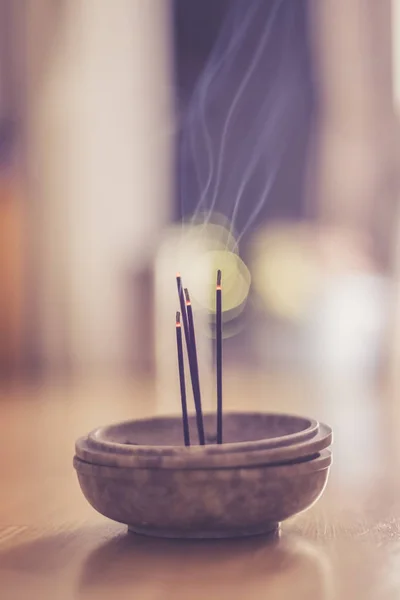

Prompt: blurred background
[{"left": 1, "top": 0, "right": 400, "bottom": 398}]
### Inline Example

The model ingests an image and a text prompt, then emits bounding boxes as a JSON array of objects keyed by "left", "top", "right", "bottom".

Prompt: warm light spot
[
  {"left": 190, "top": 249, "right": 251, "bottom": 317},
  {"left": 250, "top": 222, "right": 319, "bottom": 321}
]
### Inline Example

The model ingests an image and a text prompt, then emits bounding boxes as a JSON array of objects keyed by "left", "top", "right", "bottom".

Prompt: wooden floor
[{"left": 1, "top": 368, "right": 400, "bottom": 599}]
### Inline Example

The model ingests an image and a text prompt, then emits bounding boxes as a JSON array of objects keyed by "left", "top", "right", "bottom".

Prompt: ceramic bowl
[{"left": 74, "top": 449, "right": 332, "bottom": 539}]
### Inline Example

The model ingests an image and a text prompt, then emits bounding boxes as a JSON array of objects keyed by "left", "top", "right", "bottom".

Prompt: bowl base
[{"left": 128, "top": 522, "right": 280, "bottom": 540}]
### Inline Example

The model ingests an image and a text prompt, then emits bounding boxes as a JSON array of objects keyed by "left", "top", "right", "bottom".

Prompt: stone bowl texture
[
  {"left": 76, "top": 423, "right": 331, "bottom": 470},
  {"left": 74, "top": 449, "right": 332, "bottom": 539},
  {"left": 74, "top": 412, "right": 332, "bottom": 539},
  {"left": 79, "top": 412, "right": 321, "bottom": 469}
]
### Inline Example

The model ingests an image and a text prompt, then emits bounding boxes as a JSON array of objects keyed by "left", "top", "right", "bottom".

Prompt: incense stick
[
  {"left": 176, "top": 311, "right": 190, "bottom": 446},
  {"left": 176, "top": 274, "right": 190, "bottom": 345},
  {"left": 216, "top": 270, "right": 223, "bottom": 444},
  {"left": 176, "top": 274, "right": 200, "bottom": 442},
  {"left": 184, "top": 288, "right": 205, "bottom": 445}
]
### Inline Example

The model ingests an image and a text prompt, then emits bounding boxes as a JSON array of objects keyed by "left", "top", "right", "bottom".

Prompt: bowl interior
[{"left": 92, "top": 412, "right": 315, "bottom": 447}]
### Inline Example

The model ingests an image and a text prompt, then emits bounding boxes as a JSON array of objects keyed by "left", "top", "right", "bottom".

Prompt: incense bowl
[
  {"left": 74, "top": 412, "right": 333, "bottom": 538},
  {"left": 74, "top": 449, "right": 331, "bottom": 539},
  {"left": 76, "top": 419, "right": 331, "bottom": 470},
  {"left": 78, "top": 412, "right": 321, "bottom": 469}
]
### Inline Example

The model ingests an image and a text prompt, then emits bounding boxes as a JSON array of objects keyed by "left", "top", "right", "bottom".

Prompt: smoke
[{"left": 179, "top": 0, "right": 312, "bottom": 246}]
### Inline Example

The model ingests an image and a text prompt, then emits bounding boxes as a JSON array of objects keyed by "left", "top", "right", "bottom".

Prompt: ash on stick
[
  {"left": 216, "top": 270, "right": 223, "bottom": 444},
  {"left": 176, "top": 311, "right": 190, "bottom": 447},
  {"left": 184, "top": 288, "right": 205, "bottom": 445}
]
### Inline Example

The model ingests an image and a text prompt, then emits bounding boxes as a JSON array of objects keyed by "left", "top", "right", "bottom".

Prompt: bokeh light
[{"left": 250, "top": 222, "right": 319, "bottom": 321}]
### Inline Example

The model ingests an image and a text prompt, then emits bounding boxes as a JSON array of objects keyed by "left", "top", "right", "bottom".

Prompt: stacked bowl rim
[{"left": 75, "top": 412, "right": 332, "bottom": 470}]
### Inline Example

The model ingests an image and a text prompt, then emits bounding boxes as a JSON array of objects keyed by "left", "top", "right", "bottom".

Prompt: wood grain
[{"left": 1, "top": 370, "right": 400, "bottom": 599}]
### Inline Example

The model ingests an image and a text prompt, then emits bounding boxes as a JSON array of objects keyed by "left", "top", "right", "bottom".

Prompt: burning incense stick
[
  {"left": 184, "top": 288, "right": 205, "bottom": 445},
  {"left": 176, "top": 274, "right": 202, "bottom": 443},
  {"left": 216, "top": 270, "right": 223, "bottom": 444},
  {"left": 176, "top": 274, "right": 190, "bottom": 344},
  {"left": 176, "top": 311, "right": 190, "bottom": 447}
]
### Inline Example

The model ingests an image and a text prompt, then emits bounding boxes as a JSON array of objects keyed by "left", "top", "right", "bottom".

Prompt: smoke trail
[
  {"left": 229, "top": 94, "right": 291, "bottom": 248},
  {"left": 228, "top": 3, "right": 296, "bottom": 238},
  {"left": 234, "top": 124, "right": 289, "bottom": 249},
  {"left": 201, "top": 0, "right": 283, "bottom": 230},
  {"left": 183, "top": 0, "right": 263, "bottom": 226},
  {"left": 179, "top": 0, "right": 312, "bottom": 245}
]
